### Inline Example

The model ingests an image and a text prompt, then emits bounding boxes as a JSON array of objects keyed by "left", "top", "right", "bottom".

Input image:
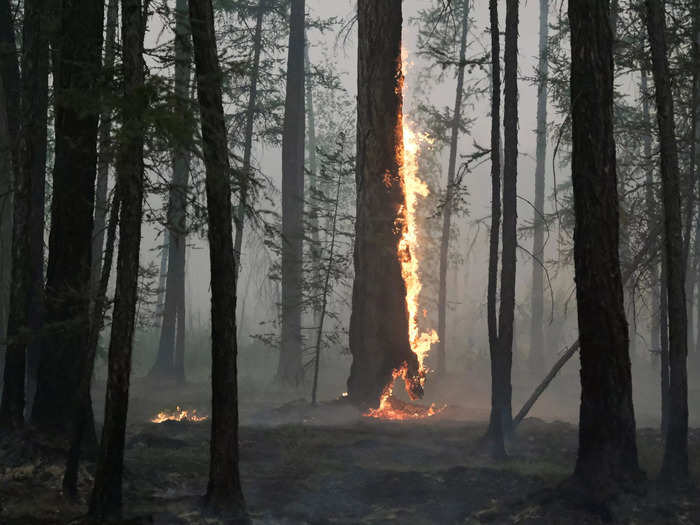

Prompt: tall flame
[{"left": 365, "top": 48, "right": 441, "bottom": 420}]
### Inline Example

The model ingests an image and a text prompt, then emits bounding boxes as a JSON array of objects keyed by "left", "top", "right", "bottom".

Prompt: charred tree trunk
[
  {"left": 0, "top": 71, "right": 11, "bottom": 394},
  {"left": 89, "top": 0, "right": 146, "bottom": 517},
  {"left": 22, "top": 0, "right": 50, "bottom": 418},
  {"left": 646, "top": 0, "right": 689, "bottom": 482},
  {"left": 568, "top": 0, "right": 641, "bottom": 493},
  {"left": 347, "top": 0, "right": 420, "bottom": 409},
  {"left": 233, "top": 0, "right": 265, "bottom": 274},
  {"left": 436, "top": 0, "right": 470, "bottom": 377},
  {"left": 189, "top": 0, "right": 246, "bottom": 516},
  {"left": 91, "top": 0, "right": 119, "bottom": 302},
  {"left": 278, "top": 0, "right": 305, "bottom": 386},
  {"left": 496, "top": 0, "right": 518, "bottom": 436},
  {"left": 529, "top": 0, "right": 549, "bottom": 375},
  {"left": 0, "top": 0, "right": 25, "bottom": 429},
  {"left": 150, "top": 0, "right": 191, "bottom": 384},
  {"left": 32, "top": 0, "right": 104, "bottom": 437},
  {"left": 660, "top": 258, "right": 670, "bottom": 434},
  {"left": 485, "top": 0, "right": 504, "bottom": 457}
]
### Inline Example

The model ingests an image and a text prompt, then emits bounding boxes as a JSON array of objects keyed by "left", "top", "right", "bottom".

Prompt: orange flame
[
  {"left": 365, "top": 48, "right": 441, "bottom": 420},
  {"left": 150, "top": 406, "right": 208, "bottom": 423}
]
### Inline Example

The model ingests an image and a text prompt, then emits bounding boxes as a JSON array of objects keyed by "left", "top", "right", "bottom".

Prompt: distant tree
[
  {"left": 189, "top": 0, "right": 246, "bottom": 516},
  {"left": 89, "top": 0, "right": 146, "bottom": 516},
  {"left": 645, "top": 0, "right": 689, "bottom": 482},
  {"left": 568, "top": 0, "right": 641, "bottom": 494},
  {"left": 529, "top": 0, "right": 549, "bottom": 374},
  {"left": 32, "top": 0, "right": 104, "bottom": 438},
  {"left": 149, "top": 0, "right": 193, "bottom": 385},
  {"left": 278, "top": 0, "right": 305, "bottom": 386}
]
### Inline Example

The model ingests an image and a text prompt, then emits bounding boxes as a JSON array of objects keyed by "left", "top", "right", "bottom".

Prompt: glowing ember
[
  {"left": 365, "top": 48, "right": 441, "bottom": 420},
  {"left": 150, "top": 406, "right": 208, "bottom": 423}
]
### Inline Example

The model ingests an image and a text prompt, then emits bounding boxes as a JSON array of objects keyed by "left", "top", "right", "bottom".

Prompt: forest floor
[{"left": 1, "top": 381, "right": 700, "bottom": 524}]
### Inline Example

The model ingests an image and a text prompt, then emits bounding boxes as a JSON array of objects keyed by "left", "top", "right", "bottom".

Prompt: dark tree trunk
[
  {"left": 660, "top": 258, "right": 670, "bottom": 434},
  {"left": 529, "top": 0, "right": 549, "bottom": 375},
  {"left": 0, "top": 0, "right": 25, "bottom": 429},
  {"left": 436, "top": 0, "right": 470, "bottom": 377},
  {"left": 645, "top": 0, "right": 689, "bottom": 482},
  {"left": 89, "top": 0, "right": 146, "bottom": 517},
  {"left": 485, "top": 0, "right": 505, "bottom": 457},
  {"left": 277, "top": 0, "right": 305, "bottom": 386},
  {"left": 496, "top": 0, "right": 518, "bottom": 436},
  {"left": 22, "top": 0, "right": 51, "bottom": 418},
  {"left": 568, "top": 0, "right": 641, "bottom": 493},
  {"left": 347, "top": 0, "right": 421, "bottom": 409},
  {"left": 64, "top": 183, "right": 120, "bottom": 498},
  {"left": 91, "top": 0, "right": 119, "bottom": 301},
  {"left": 32, "top": 0, "right": 104, "bottom": 437},
  {"left": 233, "top": 0, "right": 265, "bottom": 274},
  {"left": 0, "top": 70, "right": 11, "bottom": 393},
  {"left": 189, "top": 0, "right": 246, "bottom": 516},
  {"left": 150, "top": 0, "right": 191, "bottom": 384}
]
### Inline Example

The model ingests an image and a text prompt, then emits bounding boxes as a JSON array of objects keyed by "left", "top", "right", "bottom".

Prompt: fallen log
[{"left": 512, "top": 340, "right": 580, "bottom": 430}]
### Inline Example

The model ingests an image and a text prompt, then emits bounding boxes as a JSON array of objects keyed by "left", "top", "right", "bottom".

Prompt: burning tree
[{"left": 348, "top": 0, "right": 437, "bottom": 410}]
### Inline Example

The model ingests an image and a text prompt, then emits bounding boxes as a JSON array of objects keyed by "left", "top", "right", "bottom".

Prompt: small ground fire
[{"left": 151, "top": 406, "right": 208, "bottom": 423}]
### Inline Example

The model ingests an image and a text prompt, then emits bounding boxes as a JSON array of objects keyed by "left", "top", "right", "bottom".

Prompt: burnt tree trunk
[
  {"left": 347, "top": 0, "right": 421, "bottom": 409},
  {"left": 529, "top": 0, "right": 549, "bottom": 375},
  {"left": 32, "top": 0, "right": 104, "bottom": 437},
  {"left": 660, "top": 258, "right": 670, "bottom": 434},
  {"left": 436, "top": 0, "right": 470, "bottom": 377},
  {"left": 0, "top": 0, "right": 25, "bottom": 429},
  {"left": 89, "top": 0, "right": 146, "bottom": 517},
  {"left": 486, "top": 0, "right": 505, "bottom": 457},
  {"left": 278, "top": 0, "right": 305, "bottom": 386},
  {"left": 646, "top": 0, "right": 689, "bottom": 482},
  {"left": 233, "top": 0, "right": 265, "bottom": 274},
  {"left": 150, "top": 0, "right": 191, "bottom": 384},
  {"left": 22, "top": 0, "right": 50, "bottom": 417},
  {"left": 496, "top": 0, "right": 518, "bottom": 436},
  {"left": 0, "top": 68, "right": 11, "bottom": 394},
  {"left": 189, "top": 0, "right": 246, "bottom": 516},
  {"left": 568, "top": 0, "right": 641, "bottom": 493}
]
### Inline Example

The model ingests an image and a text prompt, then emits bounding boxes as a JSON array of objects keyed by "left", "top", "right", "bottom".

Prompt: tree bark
[
  {"left": 645, "top": 0, "right": 689, "bottom": 482},
  {"left": 32, "top": 0, "right": 104, "bottom": 437},
  {"left": 436, "top": 0, "right": 470, "bottom": 377},
  {"left": 150, "top": 0, "right": 191, "bottom": 384},
  {"left": 529, "top": 0, "right": 549, "bottom": 375},
  {"left": 347, "top": 0, "right": 421, "bottom": 409},
  {"left": 22, "top": 0, "right": 51, "bottom": 418},
  {"left": 277, "top": 0, "right": 305, "bottom": 386},
  {"left": 189, "top": 0, "right": 246, "bottom": 516},
  {"left": 486, "top": 0, "right": 505, "bottom": 457},
  {"left": 568, "top": 0, "right": 641, "bottom": 493},
  {"left": 0, "top": 68, "right": 11, "bottom": 395},
  {"left": 0, "top": 0, "right": 25, "bottom": 429},
  {"left": 89, "top": 0, "right": 145, "bottom": 517}
]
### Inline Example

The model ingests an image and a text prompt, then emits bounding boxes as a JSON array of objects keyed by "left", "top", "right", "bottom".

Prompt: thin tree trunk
[
  {"left": 311, "top": 166, "right": 343, "bottom": 406},
  {"left": 646, "top": 0, "right": 689, "bottom": 481},
  {"left": 436, "top": 0, "right": 470, "bottom": 377},
  {"left": 150, "top": 0, "right": 191, "bottom": 383},
  {"left": 32, "top": 0, "right": 104, "bottom": 437},
  {"left": 485, "top": 0, "right": 505, "bottom": 457},
  {"left": 91, "top": 0, "right": 119, "bottom": 300},
  {"left": 348, "top": 0, "right": 421, "bottom": 408},
  {"left": 233, "top": 0, "right": 265, "bottom": 274},
  {"left": 155, "top": 229, "right": 168, "bottom": 323},
  {"left": 660, "top": 258, "right": 670, "bottom": 434},
  {"left": 568, "top": 0, "right": 641, "bottom": 493},
  {"left": 529, "top": 0, "right": 549, "bottom": 375},
  {"left": 189, "top": 0, "right": 246, "bottom": 516},
  {"left": 89, "top": 0, "right": 145, "bottom": 517},
  {"left": 22, "top": 0, "right": 51, "bottom": 418},
  {"left": 64, "top": 184, "right": 120, "bottom": 498},
  {"left": 278, "top": 0, "right": 305, "bottom": 386}
]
